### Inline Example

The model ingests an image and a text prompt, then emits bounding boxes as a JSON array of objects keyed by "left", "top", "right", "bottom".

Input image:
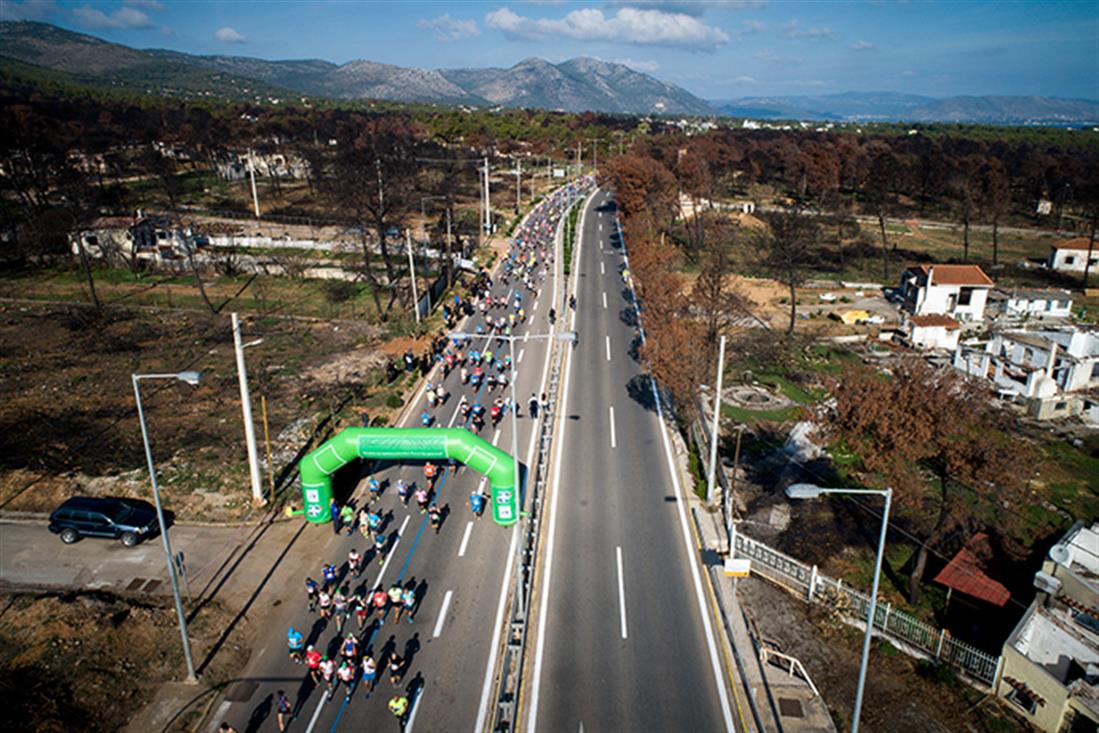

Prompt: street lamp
[
  {"left": 785, "top": 483, "right": 892, "bottom": 733},
  {"left": 132, "top": 371, "right": 202, "bottom": 682}
]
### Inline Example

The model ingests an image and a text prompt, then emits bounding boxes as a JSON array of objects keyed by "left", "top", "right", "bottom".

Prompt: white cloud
[
  {"left": 417, "top": 14, "right": 480, "bottom": 41},
  {"left": 605, "top": 1, "right": 768, "bottom": 16},
  {"left": 851, "top": 40, "right": 875, "bottom": 51},
  {"left": 0, "top": 0, "right": 57, "bottom": 21},
  {"left": 486, "top": 6, "right": 729, "bottom": 50},
  {"left": 614, "top": 57, "right": 660, "bottom": 72},
  {"left": 214, "top": 26, "right": 247, "bottom": 44},
  {"left": 754, "top": 48, "right": 802, "bottom": 66},
  {"left": 734, "top": 75, "right": 756, "bottom": 83},
  {"left": 72, "top": 4, "right": 152, "bottom": 28},
  {"left": 779, "top": 18, "right": 833, "bottom": 39},
  {"left": 740, "top": 19, "right": 766, "bottom": 33},
  {"left": 125, "top": 0, "right": 165, "bottom": 10}
]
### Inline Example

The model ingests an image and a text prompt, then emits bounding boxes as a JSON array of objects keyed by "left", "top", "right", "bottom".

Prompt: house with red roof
[
  {"left": 899, "top": 264, "right": 995, "bottom": 322},
  {"left": 1048, "top": 237, "right": 1098, "bottom": 274}
]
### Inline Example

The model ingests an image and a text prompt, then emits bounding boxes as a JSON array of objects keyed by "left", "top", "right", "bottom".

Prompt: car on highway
[{"left": 48, "top": 496, "right": 160, "bottom": 547}]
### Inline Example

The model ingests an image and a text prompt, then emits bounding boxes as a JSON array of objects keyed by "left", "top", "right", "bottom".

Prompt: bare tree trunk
[
  {"left": 878, "top": 212, "right": 889, "bottom": 281},
  {"left": 787, "top": 280, "right": 797, "bottom": 347},
  {"left": 962, "top": 209, "right": 970, "bottom": 262},
  {"left": 359, "top": 235, "right": 384, "bottom": 320},
  {"left": 908, "top": 476, "right": 950, "bottom": 603},
  {"left": 186, "top": 248, "right": 218, "bottom": 314},
  {"left": 992, "top": 215, "right": 1000, "bottom": 266},
  {"left": 76, "top": 238, "right": 102, "bottom": 313}
]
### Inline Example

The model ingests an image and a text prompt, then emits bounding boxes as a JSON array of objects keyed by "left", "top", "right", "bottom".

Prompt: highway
[
  {"left": 525, "top": 190, "right": 737, "bottom": 732},
  {"left": 211, "top": 186, "right": 580, "bottom": 733}
]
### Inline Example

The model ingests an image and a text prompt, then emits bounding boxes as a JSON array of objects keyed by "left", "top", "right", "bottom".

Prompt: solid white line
[
  {"left": 640, "top": 289, "right": 737, "bottom": 729},
  {"left": 609, "top": 405, "right": 617, "bottom": 448},
  {"left": 302, "top": 688, "right": 330, "bottom": 733},
  {"left": 602, "top": 291, "right": 607, "bottom": 310},
  {"left": 518, "top": 348, "right": 525, "bottom": 364},
  {"left": 534, "top": 298, "right": 539, "bottom": 311},
  {"left": 432, "top": 590, "right": 453, "bottom": 638},
  {"left": 616, "top": 546, "right": 628, "bottom": 639},
  {"left": 370, "top": 514, "right": 410, "bottom": 589},
  {"left": 605, "top": 335, "right": 611, "bottom": 362},
  {"left": 405, "top": 686, "right": 426, "bottom": 733},
  {"left": 474, "top": 525, "right": 519, "bottom": 732},
  {"left": 527, "top": 189, "right": 588, "bottom": 733},
  {"left": 492, "top": 428, "right": 501, "bottom": 446},
  {"left": 479, "top": 185, "right": 569, "bottom": 733},
  {"left": 599, "top": 221, "right": 603, "bottom": 233},
  {"left": 458, "top": 520, "right": 474, "bottom": 557},
  {"left": 600, "top": 260, "right": 605, "bottom": 275}
]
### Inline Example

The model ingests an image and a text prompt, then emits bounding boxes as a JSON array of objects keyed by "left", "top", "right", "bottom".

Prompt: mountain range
[
  {"left": 711, "top": 92, "right": 1099, "bottom": 125},
  {"left": 0, "top": 21, "right": 711, "bottom": 115},
  {"left": 2, "top": 22, "right": 1097, "bottom": 124}
]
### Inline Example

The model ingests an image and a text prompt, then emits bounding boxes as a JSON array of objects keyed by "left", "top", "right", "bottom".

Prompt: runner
[
  {"left": 287, "top": 627, "right": 304, "bottom": 664},
  {"left": 332, "top": 587, "right": 349, "bottom": 631},
  {"left": 423, "top": 461, "right": 438, "bottom": 490},
  {"left": 361, "top": 654, "right": 378, "bottom": 696},
  {"left": 388, "top": 651, "right": 405, "bottom": 686},
  {"left": 350, "top": 589, "right": 369, "bottom": 630},
  {"left": 348, "top": 547, "right": 362, "bottom": 578},
  {"left": 401, "top": 583, "right": 418, "bottom": 623},
  {"left": 317, "top": 588, "right": 332, "bottom": 620},
  {"left": 305, "top": 577, "right": 319, "bottom": 612},
  {"left": 388, "top": 694, "right": 409, "bottom": 721},
  {"left": 387, "top": 582, "right": 404, "bottom": 620},
  {"left": 340, "top": 503, "right": 355, "bottom": 536},
  {"left": 396, "top": 479, "right": 410, "bottom": 505},
  {"left": 373, "top": 532, "right": 388, "bottom": 563},
  {"left": 305, "top": 645, "right": 322, "bottom": 684},
  {"left": 367, "top": 508, "right": 383, "bottom": 533},
  {"left": 414, "top": 486, "right": 431, "bottom": 514},
  {"left": 371, "top": 585, "right": 390, "bottom": 621},
  {"left": 275, "top": 689, "right": 292, "bottom": 733},
  {"left": 469, "top": 490, "right": 486, "bottom": 518},
  {"left": 319, "top": 656, "right": 336, "bottom": 698},
  {"left": 428, "top": 504, "right": 443, "bottom": 534},
  {"left": 322, "top": 562, "right": 337, "bottom": 589},
  {"left": 340, "top": 633, "right": 359, "bottom": 665},
  {"left": 337, "top": 660, "right": 356, "bottom": 701}
]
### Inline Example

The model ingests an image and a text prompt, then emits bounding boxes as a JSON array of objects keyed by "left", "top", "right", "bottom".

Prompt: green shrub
[{"left": 385, "top": 394, "right": 403, "bottom": 409}]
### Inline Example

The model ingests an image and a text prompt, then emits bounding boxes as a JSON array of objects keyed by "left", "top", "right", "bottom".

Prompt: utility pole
[
  {"left": 247, "top": 150, "right": 260, "bottom": 218},
  {"left": 706, "top": 335, "right": 726, "bottom": 505},
  {"left": 515, "top": 158, "right": 521, "bottom": 213},
  {"left": 445, "top": 206, "right": 453, "bottom": 289},
  {"left": 406, "top": 229, "right": 421, "bottom": 323},
  {"left": 231, "top": 312, "right": 264, "bottom": 505}
]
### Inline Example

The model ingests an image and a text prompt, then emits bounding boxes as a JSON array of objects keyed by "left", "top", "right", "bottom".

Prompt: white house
[
  {"left": 954, "top": 328, "right": 1099, "bottom": 420},
  {"left": 906, "top": 314, "right": 962, "bottom": 351},
  {"left": 991, "top": 289, "right": 1075, "bottom": 320},
  {"left": 899, "top": 264, "right": 994, "bottom": 322},
  {"left": 1047, "top": 237, "right": 1098, "bottom": 274}
]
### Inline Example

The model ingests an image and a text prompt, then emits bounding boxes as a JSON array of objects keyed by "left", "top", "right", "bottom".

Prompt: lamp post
[
  {"left": 785, "top": 483, "right": 892, "bottom": 733},
  {"left": 132, "top": 370, "right": 202, "bottom": 682}
]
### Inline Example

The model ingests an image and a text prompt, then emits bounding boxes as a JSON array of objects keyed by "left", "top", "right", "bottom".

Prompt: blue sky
[{"left": 3, "top": 0, "right": 1096, "bottom": 100}]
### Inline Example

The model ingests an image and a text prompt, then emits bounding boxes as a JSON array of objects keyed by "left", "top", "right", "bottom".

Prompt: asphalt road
[
  {"left": 212, "top": 193, "right": 574, "bottom": 733},
  {"left": 526, "top": 190, "right": 737, "bottom": 732}
]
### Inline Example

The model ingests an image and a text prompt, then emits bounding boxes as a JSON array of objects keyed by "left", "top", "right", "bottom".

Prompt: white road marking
[
  {"left": 617, "top": 546, "right": 628, "bottom": 639},
  {"left": 432, "top": 590, "right": 453, "bottom": 638},
  {"left": 600, "top": 261, "right": 605, "bottom": 275},
  {"left": 303, "top": 688, "right": 330, "bottom": 733},
  {"left": 474, "top": 525, "right": 519, "bottom": 732},
  {"left": 605, "top": 335, "right": 611, "bottom": 362},
  {"left": 479, "top": 182, "right": 567, "bottom": 733},
  {"left": 599, "top": 222, "right": 603, "bottom": 233},
  {"left": 492, "top": 428, "right": 501, "bottom": 446},
  {"left": 370, "top": 514, "right": 409, "bottom": 589},
  {"left": 405, "top": 685, "right": 426, "bottom": 733},
  {"left": 609, "top": 405, "right": 617, "bottom": 448},
  {"left": 518, "top": 348, "right": 525, "bottom": 364},
  {"left": 527, "top": 187, "right": 588, "bottom": 733},
  {"left": 534, "top": 298, "right": 539, "bottom": 311},
  {"left": 602, "top": 291, "right": 607, "bottom": 309},
  {"left": 458, "top": 520, "right": 474, "bottom": 557}
]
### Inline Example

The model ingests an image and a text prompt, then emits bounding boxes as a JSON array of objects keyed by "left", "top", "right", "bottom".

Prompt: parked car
[{"left": 48, "top": 496, "right": 159, "bottom": 547}]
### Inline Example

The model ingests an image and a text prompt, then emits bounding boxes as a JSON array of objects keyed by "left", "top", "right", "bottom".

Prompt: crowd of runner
[{"left": 267, "top": 178, "right": 593, "bottom": 731}]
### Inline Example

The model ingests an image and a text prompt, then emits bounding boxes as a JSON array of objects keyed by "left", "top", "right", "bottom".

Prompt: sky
[{"left": 2, "top": 0, "right": 1097, "bottom": 100}]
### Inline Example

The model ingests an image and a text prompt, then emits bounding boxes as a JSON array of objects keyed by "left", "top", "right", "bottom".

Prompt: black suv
[{"left": 48, "top": 496, "right": 159, "bottom": 547}]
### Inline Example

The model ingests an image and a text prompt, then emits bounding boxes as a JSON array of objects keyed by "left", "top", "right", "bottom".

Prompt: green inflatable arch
[{"left": 299, "top": 427, "right": 519, "bottom": 527}]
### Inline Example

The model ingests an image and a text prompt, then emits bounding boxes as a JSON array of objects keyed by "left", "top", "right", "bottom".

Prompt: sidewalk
[{"left": 691, "top": 506, "right": 836, "bottom": 733}]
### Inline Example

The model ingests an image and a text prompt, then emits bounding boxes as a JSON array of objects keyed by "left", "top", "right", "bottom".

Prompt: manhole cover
[
  {"left": 778, "top": 698, "right": 804, "bottom": 718},
  {"left": 225, "top": 680, "right": 259, "bottom": 702}
]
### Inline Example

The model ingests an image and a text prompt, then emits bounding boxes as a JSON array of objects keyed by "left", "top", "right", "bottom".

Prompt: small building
[
  {"left": 70, "top": 216, "right": 136, "bottom": 261},
  {"left": 906, "top": 314, "right": 962, "bottom": 351},
  {"left": 954, "top": 328, "right": 1099, "bottom": 421},
  {"left": 899, "top": 264, "right": 994, "bottom": 322},
  {"left": 1048, "top": 237, "right": 1099, "bottom": 274},
  {"left": 995, "top": 522, "right": 1099, "bottom": 732},
  {"left": 990, "top": 288, "right": 1075, "bottom": 320}
]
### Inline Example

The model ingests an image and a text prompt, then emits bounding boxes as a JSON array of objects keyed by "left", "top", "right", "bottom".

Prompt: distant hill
[
  {"left": 0, "top": 21, "right": 712, "bottom": 114},
  {"left": 713, "top": 91, "right": 1099, "bottom": 125}
]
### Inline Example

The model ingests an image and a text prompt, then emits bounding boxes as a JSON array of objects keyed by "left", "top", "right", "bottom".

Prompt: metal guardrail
[{"left": 734, "top": 533, "right": 1002, "bottom": 686}]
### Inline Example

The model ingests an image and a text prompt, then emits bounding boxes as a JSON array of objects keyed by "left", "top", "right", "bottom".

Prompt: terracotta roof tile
[
  {"left": 1052, "top": 237, "right": 1097, "bottom": 251},
  {"left": 933, "top": 533, "right": 1011, "bottom": 607},
  {"left": 909, "top": 315, "right": 961, "bottom": 329},
  {"left": 913, "top": 264, "right": 995, "bottom": 287}
]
